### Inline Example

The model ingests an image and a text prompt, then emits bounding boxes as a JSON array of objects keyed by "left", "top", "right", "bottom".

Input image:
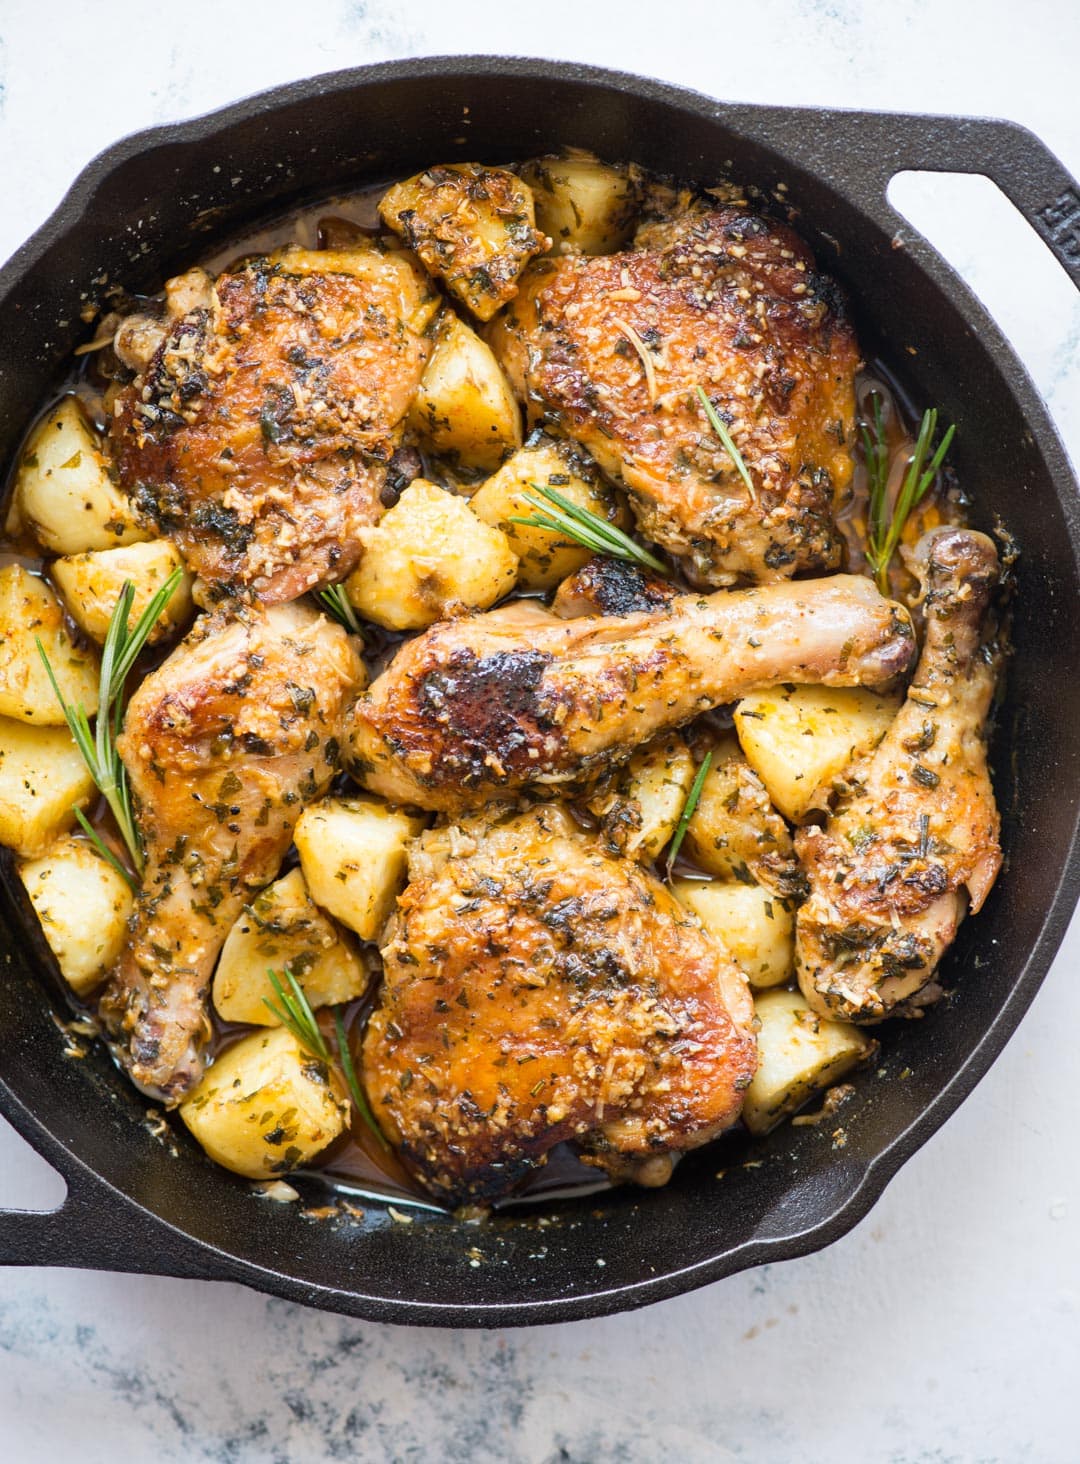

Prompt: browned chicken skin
[
  {"left": 345, "top": 574, "right": 916, "bottom": 813},
  {"left": 796, "top": 529, "right": 1002, "bottom": 1022},
  {"left": 98, "top": 602, "right": 363, "bottom": 1101},
  {"left": 111, "top": 247, "right": 438, "bottom": 602},
  {"left": 363, "top": 805, "right": 757, "bottom": 1205},
  {"left": 489, "top": 203, "right": 859, "bottom": 585}
]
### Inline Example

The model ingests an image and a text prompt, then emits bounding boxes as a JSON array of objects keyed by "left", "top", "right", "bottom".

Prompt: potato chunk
[
  {"left": 470, "top": 433, "right": 623, "bottom": 591},
  {"left": 519, "top": 153, "right": 640, "bottom": 255},
  {"left": 379, "top": 163, "right": 549, "bottom": 320},
  {"left": 212, "top": 868, "right": 371, "bottom": 1025},
  {"left": 674, "top": 879, "right": 794, "bottom": 989},
  {"left": 735, "top": 685, "right": 900, "bottom": 822},
  {"left": 18, "top": 836, "right": 133, "bottom": 995},
  {"left": 682, "top": 734, "right": 803, "bottom": 895},
  {"left": 408, "top": 311, "right": 521, "bottom": 471},
  {"left": 51, "top": 539, "right": 194, "bottom": 647},
  {"left": 345, "top": 480, "right": 518, "bottom": 631},
  {"left": 0, "top": 565, "right": 99, "bottom": 724},
  {"left": 179, "top": 1026, "right": 349, "bottom": 1179},
  {"left": 0, "top": 716, "right": 95, "bottom": 857},
  {"left": 295, "top": 796, "right": 424, "bottom": 942},
  {"left": 588, "top": 732, "right": 695, "bottom": 861},
  {"left": 10, "top": 397, "right": 148, "bottom": 554},
  {"left": 742, "top": 988, "right": 876, "bottom": 1135}
]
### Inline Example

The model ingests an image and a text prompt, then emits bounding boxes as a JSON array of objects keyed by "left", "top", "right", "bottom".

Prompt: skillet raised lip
[{"left": 0, "top": 55, "right": 1079, "bottom": 1328}]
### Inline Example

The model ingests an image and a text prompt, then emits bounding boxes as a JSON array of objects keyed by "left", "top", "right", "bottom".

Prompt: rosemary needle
[
  {"left": 865, "top": 403, "right": 955, "bottom": 596},
  {"left": 38, "top": 567, "right": 183, "bottom": 880},
  {"left": 696, "top": 386, "right": 756, "bottom": 502},
  {"left": 666, "top": 750, "right": 713, "bottom": 881},
  {"left": 334, "top": 1009, "right": 390, "bottom": 1152},
  {"left": 511, "top": 483, "right": 667, "bottom": 574},
  {"left": 316, "top": 583, "right": 363, "bottom": 636}
]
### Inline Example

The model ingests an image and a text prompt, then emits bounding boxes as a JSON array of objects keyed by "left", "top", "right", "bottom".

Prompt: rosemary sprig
[
  {"left": 316, "top": 583, "right": 362, "bottom": 636},
  {"left": 334, "top": 1009, "right": 390, "bottom": 1152},
  {"left": 510, "top": 483, "right": 667, "bottom": 574},
  {"left": 72, "top": 806, "right": 137, "bottom": 891},
  {"left": 38, "top": 567, "right": 183, "bottom": 881},
  {"left": 263, "top": 968, "right": 389, "bottom": 1150},
  {"left": 696, "top": 386, "right": 756, "bottom": 502},
  {"left": 665, "top": 750, "right": 713, "bottom": 881},
  {"left": 264, "top": 967, "right": 330, "bottom": 1060},
  {"left": 865, "top": 403, "right": 955, "bottom": 596}
]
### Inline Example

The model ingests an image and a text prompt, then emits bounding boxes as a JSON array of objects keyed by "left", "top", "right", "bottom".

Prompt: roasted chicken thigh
[
  {"left": 796, "top": 529, "right": 1002, "bottom": 1022},
  {"left": 346, "top": 574, "right": 916, "bottom": 813},
  {"left": 111, "top": 247, "right": 438, "bottom": 603},
  {"left": 363, "top": 805, "right": 757, "bottom": 1205},
  {"left": 99, "top": 602, "right": 362, "bottom": 1101},
  {"left": 490, "top": 203, "right": 859, "bottom": 585}
]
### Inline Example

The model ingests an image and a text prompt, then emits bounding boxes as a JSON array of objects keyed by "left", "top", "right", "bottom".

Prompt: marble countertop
[{"left": 1, "top": 1, "right": 1078, "bottom": 1459}]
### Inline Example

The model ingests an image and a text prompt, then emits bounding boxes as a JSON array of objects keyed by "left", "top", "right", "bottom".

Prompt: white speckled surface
[{"left": 2, "top": 2, "right": 1079, "bottom": 1459}]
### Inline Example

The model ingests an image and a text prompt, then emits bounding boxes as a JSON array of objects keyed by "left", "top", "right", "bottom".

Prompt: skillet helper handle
[{"left": 0, "top": 1150, "right": 213, "bottom": 1279}]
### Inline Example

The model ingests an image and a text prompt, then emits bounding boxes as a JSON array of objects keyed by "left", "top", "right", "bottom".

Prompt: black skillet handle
[{"left": 753, "top": 109, "right": 1080, "bottom": 292}]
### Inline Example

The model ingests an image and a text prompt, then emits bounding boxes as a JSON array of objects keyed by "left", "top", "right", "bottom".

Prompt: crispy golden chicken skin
[
  {"left": 111, "top": 248, "right": 438, "bottom": 603},
  {"left": 490, "top": 204, "right": 860, "bottom": 585},
  {"left": 98, "top": 602, "right": 363, "bottom": 1102},
  {"left": 379, "top": 164, "right": 550, "bottom": 321},
  {"left": 363, "top": 806, "right": 757, "bottom": 1205},
  {"left": 345, "top": 574, "right": 916, "bottom": 814},
  {"left": 796, "top": 529, "right": 1002, "bottom": 1022}
]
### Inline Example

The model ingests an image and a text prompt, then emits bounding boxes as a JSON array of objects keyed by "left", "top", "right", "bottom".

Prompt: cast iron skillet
[{"left": 0, "top": 57, "right": 1078, "bottom": 1328}]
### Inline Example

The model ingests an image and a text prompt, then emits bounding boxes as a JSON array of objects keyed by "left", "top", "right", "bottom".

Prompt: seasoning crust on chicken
[
  {"left": 363, "top": 805, "right": 757, "bottom": 1205},
  {"left": 490, "top": 203, "right": 859, "bottom": 586},
  {"left": 345, "top": 574, "right": 916, "bottom": 813},
  {"left": 98, "top": 602, "right": 363, "bottom": 1101},
  {"left": 796, "top": 529, "right": 1002, "bottom": 1022},
  {"left": 111, "top": 247, "right": 439, "bottom": 603}
]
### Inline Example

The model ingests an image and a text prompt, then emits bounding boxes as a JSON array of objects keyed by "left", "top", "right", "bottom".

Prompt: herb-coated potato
[
  {"left": 345, "top": 480, "right": 518, "bottom": 631},
  {"left": 519, "top": 153, "right": 640, "bottom": 255},
  {"left": 590, "top": 732, "right": 695, "bottom": 861},
  {"left": 212, "top": 867, "right": 372, "bottom": 1026},
  {"left": 742, "top": 987, "right": 876, "bottom": 1136},
  {"left": 179, "top": 1025, "right": 349, "bottom": 1179},
  {"left": 0, "top": 715, "right": 96, "bottom": 857},
  {"left": 673, "top": 878, "right": 794, "bottom": 989},
  {"left": 734, "top": 685, "right": 900, "bottom": 822},
  {"left": 9, "top": 397, "right": 148, "bottom": 554},
  {"left": 0, "top": 565, "right": 99, "bottom": 724},
  {"left": 51, "top": 539, "right": 194, "bottom": 647},
  {"left": 469, "top": 433, "right": 625, "bottom": 591},
  {"left": 408, "top": 311, "right": 521, "bottom": 471},
  {"left": 379, "top": 163, "right": 550, "bottom": 320},
  {"left": 294, "top": 796, "right": 425, "bottom": 942},
  {"left": 682, "top": 733, "right": 802, "bottom": 895},
  {"left": 17, "top": 835, "right": 133, "bottom": 996}
]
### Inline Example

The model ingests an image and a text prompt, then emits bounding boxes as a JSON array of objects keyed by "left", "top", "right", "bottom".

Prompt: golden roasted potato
[
  {"left": 179, "top": 1026, "right": 349, "bottom": 1179},
  {"left": 734, "top": 685, "right": 900, "bottom": 822},
  {"left": 294, "top": 796, "right": 425, "bottom": 942},
  {"left": 212, "top": 867, "right": 371, "bottom": 1025},
  {"left": 17, "top": 835, "right": 133, "bottom": 996},
  {"left": 469, "top": 433, "right": 624, "bottom": 591},
  {"left": 589, "top": 732, "right": 695, "bottom": 861},
  {"left": 0, "top": 565, "right": 99, "bottom": 724},
  {"left": 379, "top": 163, "right": 549, "bottom": 320},
  {"left": 9, "top": 397, "right": 148, "bottom": 554},
  {"left": 0, "top": 715, "right": 95, "bottom": 857},
  {"left": 673, "top": 879, "right": 794, "bottom": 989},
  {"left": 345, "top": 480, "right": 518, "bottom": 631},
  {"left": 519, "top": 153, "right": 640, "bottom": 255},
  {"left": 742, "top": 988, "right": 876, "bottom": 1136},
  {"left": 408, "top": 311, "right": 521, "bottom": 471},
  {"left": 682, "top": 734, "right": 802, "bottom": 895},
  {"left": 51, "top": 539, "right": 194, "bottom": 647}
]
